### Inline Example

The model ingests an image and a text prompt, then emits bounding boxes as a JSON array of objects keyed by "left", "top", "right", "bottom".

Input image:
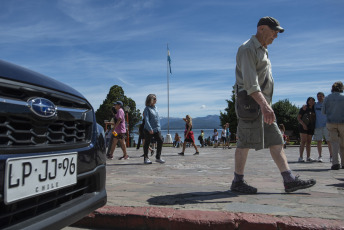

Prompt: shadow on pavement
[
  {"left": 106, "top": 163, "right": 146, "bottom": 166},
  {"left": 148, "top": 191, "right": 237, "bottom": 205},
  {"left": 292, "top": 168, "right": 330, "bottom": 172},
  {"left": 326, "top": 178, "right": 344, "bottom": 188}
]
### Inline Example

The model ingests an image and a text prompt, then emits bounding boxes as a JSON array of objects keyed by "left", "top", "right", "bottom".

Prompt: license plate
[{"left": 4, "top": 153, "right": 77, "bottom": 204}]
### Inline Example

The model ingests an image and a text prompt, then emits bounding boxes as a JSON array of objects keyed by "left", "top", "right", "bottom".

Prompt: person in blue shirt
[
  {"left": 313, "top": 92, "right": 333, "bottom": 162},
  {"left": 322, "top": 81, "right": 344, "bottom": 170},
  {"left": 225, "top": 123, "right": 232, "bottom": 149},
  {"left": 143, "top": 94, "right": 165, "bottom": 164}
]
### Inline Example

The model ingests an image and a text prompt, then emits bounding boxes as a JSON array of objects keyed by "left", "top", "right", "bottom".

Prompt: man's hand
[
  {"left": 261, "top": 104, "right": 275, "bottom": 125},
  {"left": 250, "top": 91, "right": 275, "bottom": 125}
]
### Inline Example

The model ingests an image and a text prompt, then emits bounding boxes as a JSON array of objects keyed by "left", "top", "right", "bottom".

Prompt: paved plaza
[{"left": 103, "top": 145, "right": 343, "bottom": 220}]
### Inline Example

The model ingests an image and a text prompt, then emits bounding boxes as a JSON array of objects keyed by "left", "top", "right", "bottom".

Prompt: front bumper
[{"left": 2, "top": 164, "right": 107, "bottom": 230}]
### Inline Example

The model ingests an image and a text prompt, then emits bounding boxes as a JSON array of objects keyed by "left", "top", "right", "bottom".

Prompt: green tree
[
  {"left": 272, "top": 99, "right": 299, "bottom": 138},
  {"left": 95, "top": 85, "right": 142, "bottom": 136},
  {"left": 220, "top": 86, "right": 237, "bottom": 140}
]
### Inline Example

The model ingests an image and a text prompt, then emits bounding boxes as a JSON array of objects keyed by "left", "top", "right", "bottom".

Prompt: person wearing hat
[
  {"left": 106, "top": 101, "right": 129, "bottom": 160},
  {"left": 231, "top": 16, "right": 316, "bottom": 194}
]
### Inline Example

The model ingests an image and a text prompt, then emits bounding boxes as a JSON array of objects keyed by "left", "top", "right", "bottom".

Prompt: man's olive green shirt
[{"left": 235, "top": 35, "right": 274, "bottom": 105}]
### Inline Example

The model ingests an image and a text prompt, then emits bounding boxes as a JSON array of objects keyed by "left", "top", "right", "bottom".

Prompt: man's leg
[
  {"left": 327, "top": 123, "right": 340, "bottom": 168},
  {"left": 317, "top": 140, "right": 322, "bottom": 158},
  {"left": 328, "top": 141, "right": 333, "bottom": 158},
  {"left": 314, "top": 128, "right": 323, "bottom": 159},
  {"left": 234, "top": 148, "right": 249, "bottom": 175},
  {"left": 331, "top": 142, "right": 340, "bottom": 168},
  {"left": 269, "top": 145, "right": 290, "bottom": 173},
  {"left": 118, "top": 138, "right": 128, "bottom": 159},
  {"left": 230, "top": 148, "right": 257, "bottom": 194},
  {"left": 269, "top": 144, "right": 316, "bottom": 192},
  {"left": 339, "top": 124, "right": 344, "bottom": 167},
  {"left": 108, "top": 138, "right": 118, "bottom": 159}
]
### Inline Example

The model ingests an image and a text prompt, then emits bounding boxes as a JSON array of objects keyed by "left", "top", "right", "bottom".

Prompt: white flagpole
[
  {"left": 165, "top": 44, "right": 173, "bottom": 144},
  {"left": 167, "top": 43, "right": 170, "bottom": 135}
]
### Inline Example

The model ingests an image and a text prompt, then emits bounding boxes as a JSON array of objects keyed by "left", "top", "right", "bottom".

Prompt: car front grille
[
  {"left": 0, "top": 78, "right": 94, "bottom": 153},
  {"left": 0, "top": 115, "right": 88, "bottom": 146}
]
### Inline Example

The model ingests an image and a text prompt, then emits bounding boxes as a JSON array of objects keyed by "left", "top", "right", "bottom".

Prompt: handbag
[
  {"left": 236, "top": 89, "right": 261, "bottom": 120},
  {"left": 236, "top": 76, "right": 269, "bottom": 121}
]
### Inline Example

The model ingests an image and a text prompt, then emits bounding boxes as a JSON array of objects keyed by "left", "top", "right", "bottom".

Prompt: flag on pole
[{"left": 167, "top": 45, "right": 172, "bottom": 74}]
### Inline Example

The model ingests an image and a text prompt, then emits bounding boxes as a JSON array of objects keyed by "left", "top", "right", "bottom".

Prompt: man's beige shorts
[
  {"left": 326, "top": 123, "right": 344, "bottom": 146},
  {"left": 236, "top": 114, "right": 284, "bottom": 150}
]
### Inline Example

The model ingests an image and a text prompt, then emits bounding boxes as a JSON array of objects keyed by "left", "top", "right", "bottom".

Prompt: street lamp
[{"left": 124, "top": 106, "right": 130, "bottom": 147}]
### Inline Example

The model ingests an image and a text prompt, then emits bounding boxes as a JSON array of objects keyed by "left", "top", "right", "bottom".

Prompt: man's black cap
[{"left": 257, "top": 16, "right": 284, "bottom": 33}]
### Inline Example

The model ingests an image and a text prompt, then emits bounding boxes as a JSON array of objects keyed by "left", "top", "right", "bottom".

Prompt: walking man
[
  {"left": 231, "top": 16, "right": 316, "bottom": 194},
  {"left": 322, "top": 81, "right": 344, "bottom": 170}
]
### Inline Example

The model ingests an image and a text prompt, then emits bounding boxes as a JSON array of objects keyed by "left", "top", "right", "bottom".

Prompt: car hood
[{"left": 0, "top": 59, "right": 85, "bottom": 99}]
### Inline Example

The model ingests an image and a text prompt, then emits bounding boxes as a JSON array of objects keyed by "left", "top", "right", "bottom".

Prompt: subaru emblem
[{"left": 28, "top": 98, "right": 57, "bottom": 118}]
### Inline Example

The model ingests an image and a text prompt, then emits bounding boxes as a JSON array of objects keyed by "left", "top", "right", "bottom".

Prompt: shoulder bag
[{"left": 236, "top": 77, "right": 268, "bottom": 121}]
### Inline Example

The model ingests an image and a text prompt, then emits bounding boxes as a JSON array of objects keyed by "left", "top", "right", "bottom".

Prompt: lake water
[{"left": 132, "top": 128, "right": 225, "bottom": 145}]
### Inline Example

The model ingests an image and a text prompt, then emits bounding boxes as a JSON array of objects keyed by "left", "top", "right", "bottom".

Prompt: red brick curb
[{"left": 74, "top": 206, "right": 344, "bottom": 230}]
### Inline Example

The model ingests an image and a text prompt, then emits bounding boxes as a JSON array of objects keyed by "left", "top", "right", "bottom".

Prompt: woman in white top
[
  {"left": 221, "top": 126, "right": 227, "bottom": 149},
  {"left": 213, "top": 129, "right": 219, "bottom": 148}
]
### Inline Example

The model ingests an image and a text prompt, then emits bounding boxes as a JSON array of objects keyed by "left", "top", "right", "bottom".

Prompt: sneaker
[
  {"left": 151, "top": 150, "right": 155, "bottom": 156},
  {"left": 298, "top": 157, "right": 305, "bottom": 162},
  {"left": 193, "top": 152, "right": 199, "bottom": 155},
  {"left": 156, "top": 158, "right": 165, "bottom": 164},
  {"left": 318, "top": 157, "right": 323, "bottom": 162},
  {"left": 144, "top": 158, "right": 152, "bottom": 164},
  {"left": 307, "top": 157, "right": 315, "bottom": 162},
  {"left": 107, "top": 155, "right": 113, "bottom": 160},
  {"left": 230, "top": 180, "right": 257, "bottom": 194},
  {"left": 123, "top": 155, "right": 129, "bottom": 160},
  {"left": 178, "top": 152, "right": 184, "bottom": 156},
  {"left": 331, "top": 164, "right": 340, "bottom": 170},
  {"left": 284, "top": 176, "right": 316, "bottom": 193}
]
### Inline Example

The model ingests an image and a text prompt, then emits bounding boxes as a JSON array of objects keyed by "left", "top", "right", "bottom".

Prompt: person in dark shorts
[
  {"left": 106, "top": 101, "right": 129, "bottom": 160},
  {"left": 297, "top": 97, "right": 316, "bottom": 162}
]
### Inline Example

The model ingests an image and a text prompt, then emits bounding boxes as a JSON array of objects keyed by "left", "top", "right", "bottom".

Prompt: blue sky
[{"left": 1, "top": 0, "right": 343, "bottom": 118}]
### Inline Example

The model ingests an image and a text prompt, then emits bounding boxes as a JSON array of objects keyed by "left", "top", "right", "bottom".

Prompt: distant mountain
[{"left": 160, "top": 115, "right": 221, "bottom": 129}]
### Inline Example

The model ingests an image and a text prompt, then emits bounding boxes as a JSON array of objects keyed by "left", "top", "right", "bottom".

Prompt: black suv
[{"left": 0, "top": 60, "right": 107, "bottom": 230}]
